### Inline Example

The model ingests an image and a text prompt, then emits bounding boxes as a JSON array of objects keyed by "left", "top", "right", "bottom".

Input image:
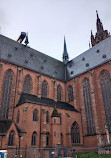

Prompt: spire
[
  {"left": 96, "top": 10, "right": 99, "bottom": 19},
  {"left": 63, "top": 37, "right": 69, "bottom": 65},
  {"left": 96, "top": 10, "right": 104, "bottom": 32},
  {"left": 91, "top": 30, "right": 95, "bottom": 46},
  {"left": 90, "top": 11, "right": 110, "bottom": 47}
]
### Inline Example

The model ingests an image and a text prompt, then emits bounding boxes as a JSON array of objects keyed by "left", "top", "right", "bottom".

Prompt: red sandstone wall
[{"left": 14, "top": 102, "right": 83, "bottom": 149}]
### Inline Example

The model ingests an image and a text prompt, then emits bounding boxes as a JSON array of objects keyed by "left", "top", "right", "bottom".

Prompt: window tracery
[
  {"left": 23, "top": 74, "right": 32, "bottom": 93},
  {"left": 71, "top": 122, "right": 80, "bottom": 144},
  {"left": 83, "top": 77, "right": 95, "bottom": 135},
  {"left": 41, "top": 80, "right": 48, "bottom": 97},
  {"left": 57, "top": 84, "right": 62, "bottom": 101},
  {"left": 0, "top": 69, "right": 14, "bottom": 119},
  {"left": 68, "top": 85, "right": 74, "bottom": 102},
  {"left": 100, "top": 70, "right": 111, "bottom": 132}
]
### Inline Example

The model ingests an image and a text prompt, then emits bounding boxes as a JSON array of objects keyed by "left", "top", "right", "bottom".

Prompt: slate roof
[
  {"left": 51, "top": 108, "right": 60, "bottom": 117},
  {"left": 0, "top": 34, "right": 111, "bottom": 82},
  {"left": 17, "top": 93, "right": 78, "bottom": 112},
  {"left": 0, "top": 35, "right": 65, "bottom": 81},
  {"left": 66, "top": 36, "right": 111, "bottom": 80},
  {"left": 0, "top": 119, "right": 23, "bottom": 136},
  {"left": 0, "top": 120, "right": 12, "bottom": 135}
]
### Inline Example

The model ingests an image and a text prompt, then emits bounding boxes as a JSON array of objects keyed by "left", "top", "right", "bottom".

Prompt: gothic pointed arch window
[
  {"left": 68, "top": 85, "right": 74, "bottom": 102},
  {"left": 82, "top": 77, "right": 95, "bottom": 135},
  {"left": 8, "top": 130, "right": 15, "bottom": 146},
  {"left": 17, "top": 110, "right": 20, "bottom": 123},
  {"left": 99, "top": 70, "right": 111, "bottom": 132},
  {"left": 46, "top": 132, "right": 50, "bottom": 146},
  {"left": 57, "top": 84, "right": 62, "bottom": 101},
  {"left": 33, "top": 109, "right": 38, "bottom": 121},
  {"left": 31, "top": 131, "right": 37, "bottom": 146},
  {"left": 0, "top": 69, "right": 14, "bottom": 119},
  {"left": 23, "top": 74, "right": 32, "bottom": 94},
  {"left": 71, "top": 122, "right": 80, "bottom": 144},
  {"left": 60, "top": 113, "right": 62, "bottom": 124},
  {"left": 41, "top": 80, "right": 48, "bottom": 97},
  {"left": 46, "top": 111, "right": 49, "bottom": 123}
]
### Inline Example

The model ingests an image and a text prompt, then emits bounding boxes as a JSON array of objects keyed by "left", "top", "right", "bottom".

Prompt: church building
[{"left": 0, "top": 11, "right": 111, "bottom": 157}]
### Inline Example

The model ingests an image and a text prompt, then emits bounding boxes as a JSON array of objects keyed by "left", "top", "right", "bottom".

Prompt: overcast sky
[{"left": 1, "top": 0, "right": 111, "bottom": 61}]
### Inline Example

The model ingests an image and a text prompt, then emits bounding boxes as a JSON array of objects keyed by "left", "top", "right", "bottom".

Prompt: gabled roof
[
  {"left": 66, "top": 36, "right": 111, "bottom": 80},
  {"left": 0, "top": 35, "right": 65, "bottom": 81},
  {"left": 0, "top": 119, "right": 23, "bottom": 136},
  {"left": 17, "top": 93, "right": 78, "bottom": 112},
  {"left": 51, "top": 108, "right": 60, "bottom": 117}
]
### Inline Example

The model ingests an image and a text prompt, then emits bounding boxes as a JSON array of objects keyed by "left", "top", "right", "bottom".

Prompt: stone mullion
[{"left": 89, "top": 71, "right": 99, "bottom": 134}]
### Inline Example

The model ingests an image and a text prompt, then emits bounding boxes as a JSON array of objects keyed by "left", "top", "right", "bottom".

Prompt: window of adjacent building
[
  {"left": 16, "top": 110, "right": 20, "bottom": 123},
  {"left": 31, "top": 131, "right": 37, "bottom": 146},
  {"left": 82, "top": 77, "right": 95, "bottom": 135},
  {"left": 41, "top": 80, "right": 48, "bottom": 97},
  {"left": 71, "top": 122, "right": 80, "bottom": 144},
  {"left": 8, "top": 130, "right": 15, "bottom": 146},
  {"left": 46, "top": 111, "right": 49, "bottom": 123},
  {"left": 68, "top": 85, "right": 74, "bottom": 102},
  {"left": 100, "top": 70, "right": 111, "bottom": 132},
  {"left": 46, "top": 132, "right": 50, "bottom": 146},
  {"left": 23, "top": 74, "right": 32, "bottom": 94},
  {"left": 0, "top": 69, "right": 14, "bottom": 119},
  {"left": 33, "top": 109, "right": 38, "bottom": 121},
  {"left": 57, "top": 84, "right": 62, "bottom": 101}
]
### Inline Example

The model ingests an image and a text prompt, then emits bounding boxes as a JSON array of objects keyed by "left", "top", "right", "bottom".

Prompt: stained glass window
[
  {"left": 83, "top": 77, "right": 95, "bottom": 135},
  {"left": 46, "top": 132, "right": 50, "bottom": 146},
  {"left": 0, "top": 69, "right": 14, "bottom": 119},
  {"left": 71, "top": 122, "right": 80, "bottom": 144},
  {"left": 57, "top": 85, "right": 62, "bottom": 101},
  {"left": 60, "top": 113, "right": 62, "bottom": 124},
  {"left": 17, "top": 110, "right": 20, "bottom": 123},
  {"left": 31, "top": 131, "right": 37, "bottom": 146},
  {"left": 41, "top": 80, "right": 48, "bottom": 97},
  {"left": 33, "top": 109, "right": 38, "bottom": 121},
  {"left": 68, "top": 85, "right": 74, "bottom": 102},
  {"left": 8, "top": 130, "right": 15, "bottom": 146},
  {"left": 23, "top": 74, "right": 32, "bottom": 93},
  {"left": 100, "top": 70, "right": 111, "bottom": 132},
  {"left": 46, "top": 111, "right": 49, "bottom": 123}
]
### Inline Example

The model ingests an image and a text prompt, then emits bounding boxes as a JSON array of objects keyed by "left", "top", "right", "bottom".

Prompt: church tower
[
  {"left": 63, "top": 37, "right": 69, "bottom": 65},
  {"left": 90, "top": 11, "right": 110, "bottom": 47}
]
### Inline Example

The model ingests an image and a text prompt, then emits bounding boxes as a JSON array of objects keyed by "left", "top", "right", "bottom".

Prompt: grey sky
[{"left": 0, "top": 0, "right": 111, "bottom": 61}]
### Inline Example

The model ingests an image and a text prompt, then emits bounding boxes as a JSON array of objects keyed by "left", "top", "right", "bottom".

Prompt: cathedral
[{"left": 0, "top": 11, "right": 111, "bottom": 157}]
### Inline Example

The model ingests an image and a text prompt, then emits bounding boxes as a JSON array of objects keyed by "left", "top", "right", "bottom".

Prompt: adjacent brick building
[{"left": 0, "top": 11, "right": 111, "bottom": 157}]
